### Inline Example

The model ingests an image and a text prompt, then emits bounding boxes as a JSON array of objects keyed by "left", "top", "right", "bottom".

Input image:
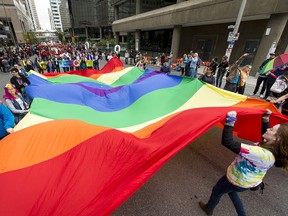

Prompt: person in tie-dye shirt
[{"left": 199, "top": 110, "right": 288, "bottom": 216}]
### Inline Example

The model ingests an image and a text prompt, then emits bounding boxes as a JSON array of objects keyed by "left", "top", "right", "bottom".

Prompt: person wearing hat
[{"left": 250, "top": 53, "right": 276, "bottom": 98}]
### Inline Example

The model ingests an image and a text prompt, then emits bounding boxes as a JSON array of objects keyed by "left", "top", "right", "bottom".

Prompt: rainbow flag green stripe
[{"left": 30, "top": 78, "right": 204, "bottom": 128}]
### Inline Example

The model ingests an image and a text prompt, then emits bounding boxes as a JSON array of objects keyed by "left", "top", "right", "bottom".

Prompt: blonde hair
[{"left": 241, "top": 65, "right": 252, "bottom": 71}]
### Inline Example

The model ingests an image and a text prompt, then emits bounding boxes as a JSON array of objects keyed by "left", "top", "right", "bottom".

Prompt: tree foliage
[
  {"left": 23, "top": 31, "right": 38, "bottom": 43},
  {"left": 96, "top": 38, "right": 115, "bottom": 47}
]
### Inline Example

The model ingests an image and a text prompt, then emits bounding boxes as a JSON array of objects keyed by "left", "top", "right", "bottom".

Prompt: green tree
[
  {"left": 23, "top": 31, "right": 38, "bottom": 43},
  {"left": 97, "top": 38, "right": 116, "bottom": 47},
  {"left": 57, "top": 32, "right": 65, "bottom": 43}
]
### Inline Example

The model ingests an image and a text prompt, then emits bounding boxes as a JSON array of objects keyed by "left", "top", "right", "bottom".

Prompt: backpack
[{"left": 270, "top": 76, "right": 288, "bottom": 96}]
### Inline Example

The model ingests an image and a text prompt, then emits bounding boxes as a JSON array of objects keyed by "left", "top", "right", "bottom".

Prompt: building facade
[
  {"left": 0, "top": 0, "right": 34, "bottom": 44},
  {"left": 67, "top": 0, "right": 114, "bottom": 41},
  {"left": 67, "top": 0, "right": 96, "bottom": 40},
  {"left": 112, "top": 0, "right": 288, "bottom": 76},
  {"left": 95, "top": 0, "right": 114, "bottom": 37},
  {"left": 48, "top": 8, "right": 55, "bottom": 30},
  {"left": 22, "top": 0, "right": 41, "bottom": 30},
  {"left": 59, "top": 0, "right": 71, "bottom": 31},
  {"left": 50, "top": 0, "right": 63, "bottom": 31}
]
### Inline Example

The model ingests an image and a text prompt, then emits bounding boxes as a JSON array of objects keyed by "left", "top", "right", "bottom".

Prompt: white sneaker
[
  {"left": 249, "top": 93, "right": 255, "bottom": 96},
  {"left": 260, "top": 94, "right": 264, "bottom": 99}
]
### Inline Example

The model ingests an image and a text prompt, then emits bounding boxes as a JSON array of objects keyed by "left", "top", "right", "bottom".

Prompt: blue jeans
[
  {"left": 190, "top": 67, "right": 197, "bottom": 78},
  {"left": 216, "top": 71, "right": 225, "bottom": 88},
  {"left": 206, "top": 175, "right": 248, "bottom": 216}
]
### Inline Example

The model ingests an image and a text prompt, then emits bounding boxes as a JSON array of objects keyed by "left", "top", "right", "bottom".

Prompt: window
[
  {"left": 194, "top": 38, "right": 215, "bottom": 61},
  {"left": 241, "top": 39, "right": 259, "bottom": 66}
]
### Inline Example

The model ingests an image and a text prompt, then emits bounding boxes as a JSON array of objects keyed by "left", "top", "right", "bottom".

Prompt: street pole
[
  {"left": 225, "top": 0, "right": 247, "bottom": 60},
  {"left": 85, "top": 26, "right": 88, "bottom": 41}
]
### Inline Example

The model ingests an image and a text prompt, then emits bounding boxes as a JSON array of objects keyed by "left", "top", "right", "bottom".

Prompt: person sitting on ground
[
  {"left": 0, "top": 102, "right": 14, "bottom": 139},
  {"left": 160, "top": 61, "right": 171, "bottom": 74},
  {"left": 199, "top": 110, "right": 288, "bottom": 216},
  {"left": 9, "top": 67, "right": 30, "bottom": 95},
  {"left": 3, "top": 83, "right": 29, "bottom": 124},
  {"left": 199, "top": 68, "right": 215, "bottom": 85}
]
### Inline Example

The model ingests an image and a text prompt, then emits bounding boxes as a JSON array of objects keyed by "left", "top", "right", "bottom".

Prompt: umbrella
[{"left": 260, "top": 52, "right": 288, "bottom": 74}]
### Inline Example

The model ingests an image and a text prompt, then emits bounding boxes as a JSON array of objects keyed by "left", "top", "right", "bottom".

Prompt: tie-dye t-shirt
[{"left": 226, "top": 143, "right": 275, "bottom": 188}]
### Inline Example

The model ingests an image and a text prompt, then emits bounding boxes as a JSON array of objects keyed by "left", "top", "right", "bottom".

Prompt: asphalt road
[{"left": 0, "top": 58, "right": 287, "bottom": 216}]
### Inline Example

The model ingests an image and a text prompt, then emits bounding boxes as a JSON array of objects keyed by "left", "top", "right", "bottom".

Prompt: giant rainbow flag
[{"left": 0, "top": 57, "right": 287, "bottom": 215}]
